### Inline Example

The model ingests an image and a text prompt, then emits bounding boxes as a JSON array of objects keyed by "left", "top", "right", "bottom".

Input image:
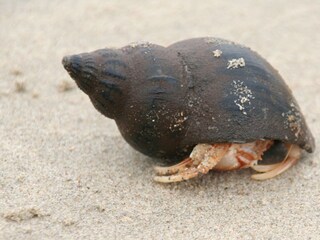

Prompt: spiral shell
[{"left": 62, "top": 37, "right": 315, "bottom": 161}]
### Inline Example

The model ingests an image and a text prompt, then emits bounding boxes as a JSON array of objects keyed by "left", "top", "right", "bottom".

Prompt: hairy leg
[{"left": 154, "top": 144, "right": 230, "bottom": 183}]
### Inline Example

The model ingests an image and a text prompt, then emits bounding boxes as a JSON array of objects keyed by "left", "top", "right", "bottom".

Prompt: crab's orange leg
[
  {"left": 154, "top": 168, "right": 199, "bottom": 183},
  {"left": 251, "top": 145, "right": 301, "bottom": 180},
  {"left": 250, "top": 163, "right": 281, "bottom": 173},
  {"left": 154, "top": 157, "right": 193, "bottom": 175},
  {"left": 154, "top": 144, "right": 230, "bottom": 183}
]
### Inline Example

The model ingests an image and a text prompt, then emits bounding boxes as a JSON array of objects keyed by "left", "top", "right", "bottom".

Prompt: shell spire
[{"left": 62, "top": 49, "right": 128, "bottom": 119}]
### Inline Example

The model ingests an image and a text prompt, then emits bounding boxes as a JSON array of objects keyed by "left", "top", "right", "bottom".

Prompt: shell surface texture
[{"left": 62, "top": 37, "right": 315, "bottom": 183}]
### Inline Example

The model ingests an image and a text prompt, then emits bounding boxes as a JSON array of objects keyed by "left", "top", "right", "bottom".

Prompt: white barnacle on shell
[
  {"left": 281, "top": 102, "right": 302, "bottom": 138},
  {"left": 212, "top": 49, "right": 222, "bottom": 58},
  {"left": 232, "top": 80, "right": 255, "bottom": 115},
  {"left": 227, "top": 58, "right": 246, "bottom": 69},
  {"left": 129, "top": 41, "right": 151, "bottom": 48}
]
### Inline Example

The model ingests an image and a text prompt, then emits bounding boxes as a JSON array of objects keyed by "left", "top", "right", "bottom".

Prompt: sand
[{"left": 1, "top": 0, "right": 319, "bottom": 239}]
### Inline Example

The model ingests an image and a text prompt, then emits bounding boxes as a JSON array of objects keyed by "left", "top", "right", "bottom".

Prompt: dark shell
[{"left": 62, "top": 37, "right": 315, "bottom": 161}]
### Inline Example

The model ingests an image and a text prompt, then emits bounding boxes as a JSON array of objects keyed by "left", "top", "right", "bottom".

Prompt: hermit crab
[{"left": 62, "top": 37, "right": 315, "bottom": 183}]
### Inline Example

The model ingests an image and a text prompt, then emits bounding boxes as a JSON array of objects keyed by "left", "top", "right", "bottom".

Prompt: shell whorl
[{"left": 62, "top": 49, "right": 128, "bottom": 119}]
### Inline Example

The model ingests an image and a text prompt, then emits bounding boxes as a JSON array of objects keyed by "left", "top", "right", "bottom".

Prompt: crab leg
[
  {"left": 154, "top": 157, "right": 193, "bottom": 175},
  {"left": 154, "top": 168, "right": 200, "bottom": 183},
  {"left": 196, "top": 144, "right": 231, "bottom": 174},
  {"left": 250, "top": 163, "right": 281, "bottom": 173},
  {"left": 251, "top": 144, "right": 301, "bottom": 180},
  {"left": 154, "top": 144, "right": 230, "bottom": 183}
]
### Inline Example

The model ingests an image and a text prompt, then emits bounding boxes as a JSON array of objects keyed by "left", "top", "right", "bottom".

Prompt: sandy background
[{"left": 1, "top": 0, "right": 319, "bottom": 239}]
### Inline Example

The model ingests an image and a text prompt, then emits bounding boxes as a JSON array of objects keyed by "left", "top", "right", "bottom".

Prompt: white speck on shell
[
  {"left": 204, "top": 38, "right": 234, "bottom": 45},
  {"left": 184, "top": 65, "right": 191, "bottom": 74},
  {"left": 282, "top": 102, "right": 302, "bottom": 139},
  {"left": 232, "top": 80, "right": 255, "bottom": 115},
  {"left": 208, "top": 126, "right": 218, "bottom": 131},
  {"left": 227, "top": 58, "right": 246, "bottom": 69},
  {"left": 128, "top": 41, "right": 150, "bottom": 48},
  {"left": 169, "top": 112, "right": 188, "bottom": 132},
  {"left": 212, "top": 49, "right": 222, "bottom": 58}
]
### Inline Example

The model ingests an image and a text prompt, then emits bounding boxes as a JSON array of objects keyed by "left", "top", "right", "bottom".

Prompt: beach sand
[{"left": 1, "top": 0, "right": 319, "bottom": 239}]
